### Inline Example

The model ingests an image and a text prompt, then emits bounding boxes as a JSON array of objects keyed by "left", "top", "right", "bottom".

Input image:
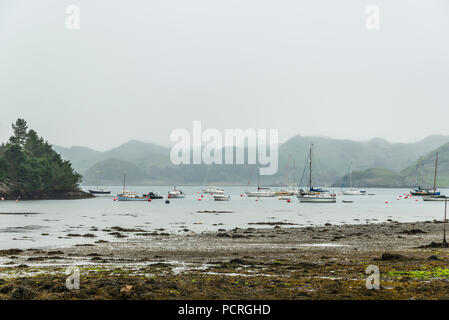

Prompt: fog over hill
[{"left": 53, "top": 135, "right": 449, "bottom": 186}]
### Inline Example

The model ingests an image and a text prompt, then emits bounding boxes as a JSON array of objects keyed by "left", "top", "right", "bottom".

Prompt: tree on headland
[
  {"left": 0, "top": 119, "right": 82, "bottom": 195},
  {"left": 9, "top": 118, "right": 28, "bottom": 146}
]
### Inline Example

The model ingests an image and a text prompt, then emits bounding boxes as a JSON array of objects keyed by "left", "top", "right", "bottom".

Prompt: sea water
[{"left": 0, "top": 186, "right": 447, "bottom": 249}]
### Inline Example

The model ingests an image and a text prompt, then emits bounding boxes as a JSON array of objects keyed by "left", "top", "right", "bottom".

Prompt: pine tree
[{"left": 9, "top": 118, "right": 28, "bottom": 146}]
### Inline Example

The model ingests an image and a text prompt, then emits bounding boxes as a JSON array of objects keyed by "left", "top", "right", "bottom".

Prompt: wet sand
[{"left": 2, "top": 220, "right": 449, "bottom": 299}]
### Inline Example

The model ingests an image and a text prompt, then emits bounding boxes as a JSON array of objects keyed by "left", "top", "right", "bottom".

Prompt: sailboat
[
  {"left": 117, "top": 174, "right": 149, "bottom": 201},
  {"left": 423, "top": 152, "right": 447, "bottom": 201},
  {"left": 410, "top": 159, "right": 440, "bottom": 196},
  {"left": 342, "top": 163, "right": 366, "bottom": 195},
  {"left": 245, "top": 167, "right": 276, "bottom": 197},
  {"left": 201, "top": 166, "right": 224, "bottom": 195},
  {"left": 275, "top": 155, "right": 295, "bottom": 196},
  {"left": 296, "top": 144, "right": 336, "bottom": 203},
  {"left": 88, "top": 167, "right": 111, "bottom": 195}
]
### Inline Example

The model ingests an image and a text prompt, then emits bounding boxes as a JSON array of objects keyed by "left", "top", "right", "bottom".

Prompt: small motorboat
[
  {"left": 168, "top": 186, "right": 185, "bottom": 198},
  {"left": 144, "top": 192, "right": 163, "bottom": 199},
  {"left": 214, "top": 194, "right": 230, "bottom": 201},
  {"left": 342, "top": 200, "right": 354, "bottom": 203},
  {"left": 342, "top": 188, "right": 367, "bottom": 195}
]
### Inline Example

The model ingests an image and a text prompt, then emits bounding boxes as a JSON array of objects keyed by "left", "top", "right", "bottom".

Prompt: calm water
[{"left": 0, "top": 186, "right": 447, "bottom": 250}]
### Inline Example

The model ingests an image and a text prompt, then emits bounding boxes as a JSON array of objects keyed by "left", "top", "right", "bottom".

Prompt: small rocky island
[{"left": 0, "top": 119, "right": 93, "bottom": 200}]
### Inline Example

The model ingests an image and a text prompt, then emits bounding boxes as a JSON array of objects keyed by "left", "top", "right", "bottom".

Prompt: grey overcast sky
[{"left": 0, "top": 0, "right": 448, "bottom": 150}]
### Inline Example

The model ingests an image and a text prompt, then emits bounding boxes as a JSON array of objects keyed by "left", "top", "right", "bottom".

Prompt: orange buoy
[
  {"left": 287, "top": 199, "right": 291, "bottom": 203},
  {"left": 148, "top": 198, "right": 151, "bottom": 202},
  {"left": 385, "top": 201, "right": 388, "bottom": 204}
]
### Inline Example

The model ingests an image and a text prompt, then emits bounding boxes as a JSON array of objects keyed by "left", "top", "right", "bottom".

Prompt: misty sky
[{"left": 0, "top": 0, "right": 448, "bottom": 151}]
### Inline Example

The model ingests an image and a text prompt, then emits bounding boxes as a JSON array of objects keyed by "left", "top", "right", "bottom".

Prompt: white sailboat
[
  {"left": 245, "top": 167, "right": 276, "bottom": 197},
  {"left": 201, "top": 166, "right": 225, "bottom": 194},
  {"left": 275, "top": 155, "right": 296, "bottom": 196},
  {"left": 88, "top": 167, "right": 111, "bottom": 195},
  {"left": 117, "top": 174, "right": 148, "bottom": 201},
  {"left": 296, "top": 144, "right": 336, "bottom": 203},
  {"left": 342, "top": 163, "right": 366, "bottom": 195},
  {"left": 423, "top": 152, "right": 448, "bottom": 201}
]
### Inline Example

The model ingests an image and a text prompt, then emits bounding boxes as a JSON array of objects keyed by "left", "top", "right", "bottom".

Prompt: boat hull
[
  {"left": 168, "top": 193, "right": 185, "bottom": 199},
  {"left": 342, "top": 190, "right": 366, "bottom": 196},
  {"left": 89, "top": 190, "right": 111, "bottom": 195},
  {"left": 214, "top": 195, "right": 230, "bottom": 201},
  {"left": 202, "top": 189, "right": 224, "bottom": 195},
  {"left": 296, "top": 195, "right": 337, "bottom": 203},
  {"left": 422, "top": 196, "right": 449, "bottom": 202},
  {"left": 245, "top": 191, "right": 276, "bottom": 197},
  {"left": 117, "top": 195, "right": 149, "bottom": 201},
  {"left": 411, "top": 191, "right": 440, "bottom": 196}
]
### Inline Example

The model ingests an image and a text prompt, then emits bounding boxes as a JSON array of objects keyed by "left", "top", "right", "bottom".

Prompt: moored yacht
[
  {"left": 245, "top": 168, "right": 276, "bottom": 198},
  {"left": 296, "top": 144, "right": 337, "bottom": 203},
  {"left": 422, "top": 152, "right": 446, "bottom": 201},
  {"left": 341, "top": 164, "right": 366, "bottom": 195},
  {"left": 116, "top": 174, "right": 148, "bottom": 201},
  {"left": 168, "top": 186, "right": 185, "bottom": 198}
]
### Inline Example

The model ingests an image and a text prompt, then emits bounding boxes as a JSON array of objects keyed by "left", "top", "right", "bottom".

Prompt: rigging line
[{"left": 298, "top": 152, "right": 310, "bottom": 188}]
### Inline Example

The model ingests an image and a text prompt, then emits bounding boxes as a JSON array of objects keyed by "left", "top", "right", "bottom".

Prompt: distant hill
[
  {"left": 276, "top": 134, "right": 449, "bottom": 186},
  {"left": 401, "top": 142, "right": 449, "bottom": 188},
  {"left": 53, "top": 135, "right": 449, "bottom": 186},
  {"left": 54, "top": 140, "right": 170, "bottom": 175},
  {"left": 332, "top": 141, "right": 449, "bottom": 188},
  {"left": 82, "top": 158, "right": 153, "bottom": 186},
  {"left": 332, "top": 168, "right": 408, "bottom": 188}
]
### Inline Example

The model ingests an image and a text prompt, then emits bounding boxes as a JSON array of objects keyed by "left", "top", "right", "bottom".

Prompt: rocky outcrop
[{"left": 0, "top": 179, "right": 93, "bottom": 200}]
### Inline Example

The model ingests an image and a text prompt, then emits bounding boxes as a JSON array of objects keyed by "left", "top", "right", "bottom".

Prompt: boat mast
[
  {"left": 433, "top": 152, "right": 439, "bottom": 193},
  {"left": 309, "top": 144, "right": 313, "bottom": 191},
  {"left": 349, "top": 163, "right": 352, "bottom": 189},
  {"left": 257, "top": 167, "right": 260, "bottom": 190},
  {"left": 293, "top": 160, "right": 296, "bottom": 186},
  {"left": 203, "top": 165, "right": 210, "bottom": 187},
  {"left": 122, "top": 173, "right": 126, "bottom": 194}
]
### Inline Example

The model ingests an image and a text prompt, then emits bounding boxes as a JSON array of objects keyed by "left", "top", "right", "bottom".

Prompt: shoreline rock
[{"left": 0, "top": 186, "right": 94, "bottom": 200}]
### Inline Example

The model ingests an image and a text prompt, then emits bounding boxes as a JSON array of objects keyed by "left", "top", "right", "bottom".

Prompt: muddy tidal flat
[{"left": 2, "top": 220, "right": 449, "bottom": 299}]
